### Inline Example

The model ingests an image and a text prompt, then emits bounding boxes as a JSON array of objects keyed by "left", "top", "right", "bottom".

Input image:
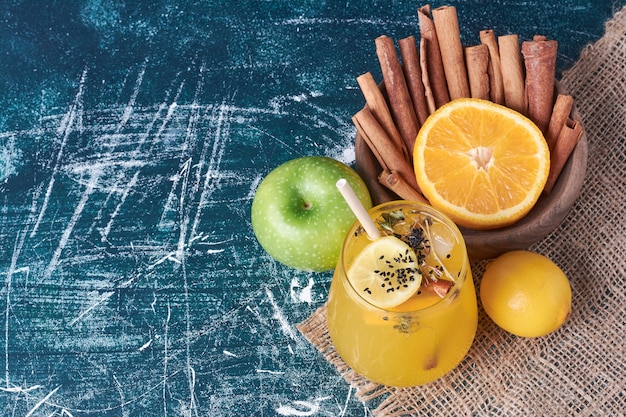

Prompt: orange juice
[{"left": 327, "top": 201, "right": 477, "bottom": 387}]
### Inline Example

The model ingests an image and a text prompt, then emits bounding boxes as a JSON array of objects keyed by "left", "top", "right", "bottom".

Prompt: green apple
[{"left": 251, "top": 156, "right": 372, "bottom": 271}]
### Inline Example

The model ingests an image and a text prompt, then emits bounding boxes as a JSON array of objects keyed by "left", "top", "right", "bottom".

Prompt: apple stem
[{"left": 336, "top": 179, "right": 382, "bottom": 240}]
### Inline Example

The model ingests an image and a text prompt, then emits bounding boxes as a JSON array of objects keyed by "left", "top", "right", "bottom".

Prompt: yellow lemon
[
  {"left": 480, "top": 250, "right": 571, "bottom": 337},
  {"left": 413, "top": 98, "right": 550, "bottom": 230}
]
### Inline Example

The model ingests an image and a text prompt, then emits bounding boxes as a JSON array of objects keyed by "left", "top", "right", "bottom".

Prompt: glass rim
[{"left": 337, "top": 200, "right": 470, "bottom": 314}]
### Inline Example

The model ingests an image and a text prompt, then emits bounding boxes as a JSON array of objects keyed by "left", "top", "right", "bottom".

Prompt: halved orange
[{"left": 413, "top": 99, "right": 550, "bottom": 230}]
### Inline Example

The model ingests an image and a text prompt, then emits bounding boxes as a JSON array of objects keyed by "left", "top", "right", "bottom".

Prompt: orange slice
[{"left": 413, "top": 98, "right": 550, "bottom": 230}]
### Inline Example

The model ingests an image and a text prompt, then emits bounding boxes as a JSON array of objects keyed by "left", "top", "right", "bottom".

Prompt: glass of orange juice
[{"left": 327, "top": 200, "right": 477, "bottom": 387}]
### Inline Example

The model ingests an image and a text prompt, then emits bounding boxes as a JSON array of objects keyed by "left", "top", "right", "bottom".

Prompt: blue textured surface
[{"left": 0, "top": 1, "right": 623, "bottom": 415}]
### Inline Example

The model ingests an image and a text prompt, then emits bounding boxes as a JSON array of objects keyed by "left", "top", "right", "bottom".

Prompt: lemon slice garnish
[{"left": 346, "top": 236, "right": 422, "bottom": 309}]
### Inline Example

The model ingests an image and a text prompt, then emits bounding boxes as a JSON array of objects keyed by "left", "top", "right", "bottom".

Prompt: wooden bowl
[{"left": 355, "top": 86, "right": 588, "bottom": 260}]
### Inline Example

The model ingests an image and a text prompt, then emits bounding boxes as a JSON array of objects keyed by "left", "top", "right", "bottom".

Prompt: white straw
[{"left": 336, "top": 178, "right": 381, "bottom": 240}]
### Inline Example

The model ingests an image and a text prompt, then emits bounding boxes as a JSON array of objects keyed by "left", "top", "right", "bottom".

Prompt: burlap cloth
[{"left": 297, "top": 6, "right": 626, "bottom": 416}]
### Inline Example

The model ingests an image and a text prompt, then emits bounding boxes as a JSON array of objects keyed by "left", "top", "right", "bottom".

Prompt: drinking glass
[{"left": 327, "top": 200, "right": 477, "bottom": 387}]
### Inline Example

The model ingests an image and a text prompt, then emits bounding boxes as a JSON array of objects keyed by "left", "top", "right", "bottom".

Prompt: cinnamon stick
[
  {"left": 352, "top": 107, "right": 421, "bottom": 193},
  {"left": 378, "top": 169, "right": 428, "bottom": 204},
  {"left": 544, "top": 118, "right": 583, "bottom": 194},
  {"left": 355, "top": 130, "right": 397, "bottom": 204},
  {"left": 498, "top": 34, "right": 526, "bottom": 114},
  {"left": 522, "top": 36, "right": 558, "bottom": 134},
  {"left": 375, "top": 35, "right": 420, "bottom": 155},
  {"left": 398, "top": 36, "right": 430, "bottom": 126},
  {"left": 432, "top": 5, "right": 470, "bottom": 100},
  {"left": 356, "top": 72, "right": 409, "bottom": 161},
  {"left": 418, "top": 5, "right": 450, "bottom": 109},
  {"left": 464, "top": 44, "right": 490, "bottom": 100},
  {"left": 545, "top": 94, "right": 574, "bottom": 153},
  {"left": 479, "top": 29, "right": 505, "bottom": 104},
  {"left": 421, "top": 278, "right": 453, "bottom": 297},
  {"left": 420, "top": 41, "right": 437, "bottom": 114}
]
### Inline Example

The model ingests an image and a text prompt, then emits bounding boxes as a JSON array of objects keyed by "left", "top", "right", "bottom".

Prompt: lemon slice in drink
[{"left": 346, "top": 236, "right": 422, "bottom": 309}]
